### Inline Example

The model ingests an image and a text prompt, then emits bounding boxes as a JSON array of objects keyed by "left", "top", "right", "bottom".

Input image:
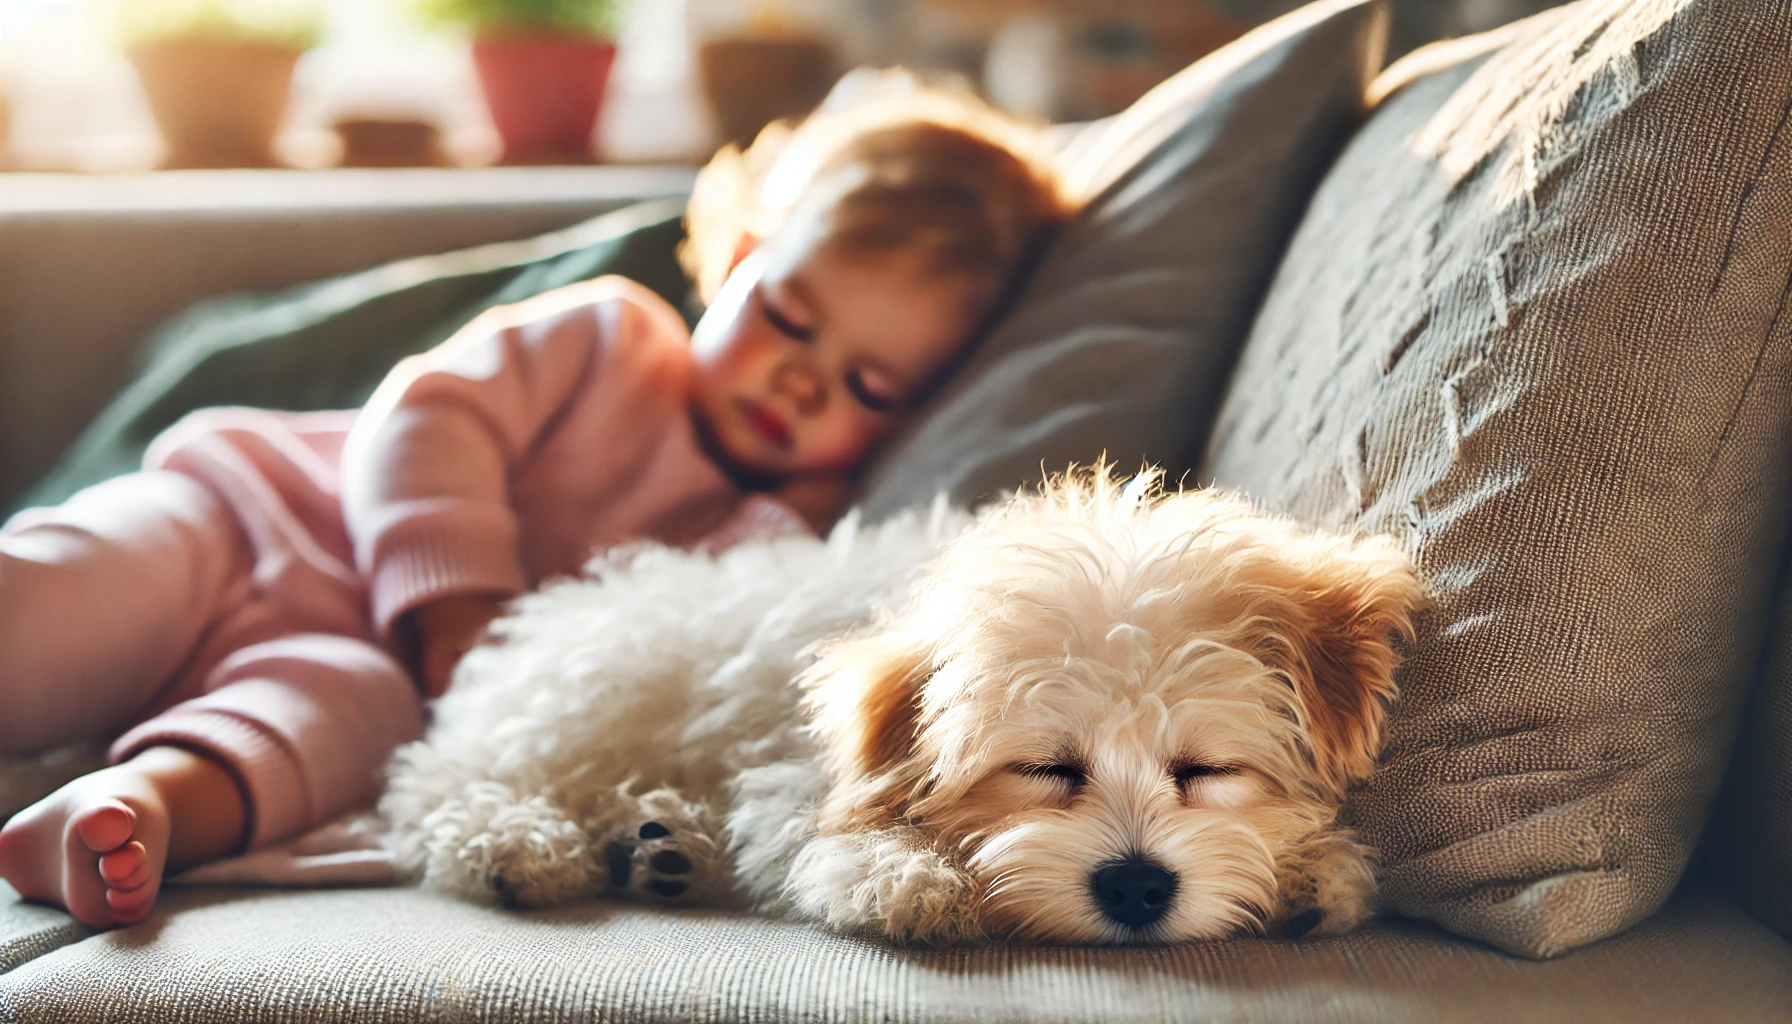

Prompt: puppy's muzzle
[{"left": 1090, "top": 858, "right": 1178, "bottom": 929}]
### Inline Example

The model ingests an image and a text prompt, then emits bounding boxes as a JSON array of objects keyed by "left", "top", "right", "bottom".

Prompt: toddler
[{"left": 0, "top": 81, "right": 1071, "bottom": 928}]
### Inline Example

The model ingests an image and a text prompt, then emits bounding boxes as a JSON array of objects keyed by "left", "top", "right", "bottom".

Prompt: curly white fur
[
  {"left": 383, "top": 472, "right": 1420, "bottom": 945},
  {"left": 382, "top": 503, "right": 964, "bottom": 913}
]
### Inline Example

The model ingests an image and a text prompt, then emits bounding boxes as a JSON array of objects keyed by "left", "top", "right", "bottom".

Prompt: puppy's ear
[
  {"left": 800, "top": 632, "right": 933, "bottom": 826},
  {"left": 1270, "top": 542, "right": 1422, "bottom": 798}
]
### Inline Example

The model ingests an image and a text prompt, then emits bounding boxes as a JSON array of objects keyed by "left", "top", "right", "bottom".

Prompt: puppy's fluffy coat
[{"left": 384, "top": 471, "right": 1420, "bottom": 944}]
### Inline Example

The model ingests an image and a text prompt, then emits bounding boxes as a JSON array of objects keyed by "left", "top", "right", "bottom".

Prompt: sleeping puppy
[{"left": 383, "top": 468, "right": 1421, "bottom": 944}]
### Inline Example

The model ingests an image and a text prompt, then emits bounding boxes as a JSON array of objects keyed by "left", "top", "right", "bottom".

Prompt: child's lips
[{"left": 739, "top": 400, "right": 792, "bottom": 449}]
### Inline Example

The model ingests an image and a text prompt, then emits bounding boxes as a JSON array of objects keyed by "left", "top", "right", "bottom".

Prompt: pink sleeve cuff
[
  {"left": 365, "top": 516, "right": 529, "bottom": 640},
  {"left": 109, "top": 709, "right": 311, "bottom": 850}
]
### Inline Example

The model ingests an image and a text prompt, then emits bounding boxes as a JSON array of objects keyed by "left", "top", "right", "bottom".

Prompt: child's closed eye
[
  {"left": 845, "top": 367, "right": 902, "bottom": 413},
  {"left": 759, "top": 288, "right": 814, "bottom": 342}
]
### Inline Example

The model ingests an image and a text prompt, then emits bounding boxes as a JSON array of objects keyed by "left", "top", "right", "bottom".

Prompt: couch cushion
[
  {"left": 1, "top": 886, "right": 1786, "bottom": 1023},
  {"left": 1199, "top": 0, "right": 1792, "bottom": 959},
  {"left": 0, "top": 884, "right": 84, "bottom": 978},
  {"left": 855, "top": 0, "right": 1389, "bottom": 518}
]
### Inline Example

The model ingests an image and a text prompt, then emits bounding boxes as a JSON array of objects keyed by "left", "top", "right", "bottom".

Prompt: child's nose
[{"left": 773, "top": 362, "right": 826, "bottom": 415}]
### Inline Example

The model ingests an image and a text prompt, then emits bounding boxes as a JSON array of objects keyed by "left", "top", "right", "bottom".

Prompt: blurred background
[{"left": 0, "top": 0, "right": 1567, "bottom": 172}]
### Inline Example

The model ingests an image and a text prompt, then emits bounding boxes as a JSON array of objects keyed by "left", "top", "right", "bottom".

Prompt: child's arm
[{"left": 340, "top": 277, "right": 678, "bottom": 691}]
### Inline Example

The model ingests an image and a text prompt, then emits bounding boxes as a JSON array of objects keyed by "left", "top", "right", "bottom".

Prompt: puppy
[{"left": 382, "top": 469, "right": 1420, "bottom": 945}]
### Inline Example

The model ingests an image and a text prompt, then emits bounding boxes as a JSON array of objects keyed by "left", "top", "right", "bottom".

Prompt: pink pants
[{"left": 0, "top": 423, "right": 423, "bottom": 850}]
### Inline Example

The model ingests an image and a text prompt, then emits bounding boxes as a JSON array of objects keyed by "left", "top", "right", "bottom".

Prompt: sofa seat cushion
[
  {"left": 0, "top": 884, "right": 85, "bottom": 978},
  {"left": 1199, "top": 0, "right": 1792, "bottom": 959},
  {"left": 1, "top": 887, "right": 1787, "bottom": 1023}
]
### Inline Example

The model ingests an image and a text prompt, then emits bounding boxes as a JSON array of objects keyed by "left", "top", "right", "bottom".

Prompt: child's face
[{"left": 689, "top": 222, "right": 978, "bottom": 480}]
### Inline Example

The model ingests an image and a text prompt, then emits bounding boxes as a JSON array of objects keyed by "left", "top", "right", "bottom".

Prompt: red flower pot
[{"left": 472, "top": 34, "right": 617, "bottom": 164}]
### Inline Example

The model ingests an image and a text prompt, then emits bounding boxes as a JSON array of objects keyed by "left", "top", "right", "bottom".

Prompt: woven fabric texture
[
  {"left": 0, "top": 884, "right": 86, "bottom": 978},
  {"left": 1, "top": 886, "right": 1788, "bottom": 1023},
  {"left": 1199, "top": 0, "right": 1792, "bottom": 958},
  {"left": 856, "top": 0, "right": 1387, "bottom": 518}
]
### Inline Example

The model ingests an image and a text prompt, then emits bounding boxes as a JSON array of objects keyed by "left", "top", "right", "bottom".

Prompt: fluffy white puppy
[{"left": 383, "top": 470, "right": 1421, "bottom": 945}]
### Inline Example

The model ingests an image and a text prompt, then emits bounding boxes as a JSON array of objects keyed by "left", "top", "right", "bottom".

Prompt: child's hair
[{"left": 681, "top": 70, "right": 1076, "bottom": 318}]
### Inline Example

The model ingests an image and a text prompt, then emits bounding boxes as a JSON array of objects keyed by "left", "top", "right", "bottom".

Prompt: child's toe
[
  {"left": 73, "top": 801, "right": 135, "bottom": 853},
  {"left": 105, "top": 883, "right": 157, "bottom": 916},
  {"left": 99, "top": 842, "right": 151, "bottom": 889}
]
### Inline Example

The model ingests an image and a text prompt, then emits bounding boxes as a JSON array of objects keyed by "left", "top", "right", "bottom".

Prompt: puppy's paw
[
  {"left": 598, "top": 788, "right": 728, "bottom": 904},
  {"left": 398, "top": 782, "right": 598, "bottom": 908},
  {"left": 606, "top": 820, "right": 697, "bottom": 900},
  {"left": 476, "top": 806, "right": 596, "bottom": 908},
  {"left": 788, "top": 829, "right": 983, "bottom": 944},
  {"left": 1274, "top": 828, "right": 1379, "bottom": 939}
]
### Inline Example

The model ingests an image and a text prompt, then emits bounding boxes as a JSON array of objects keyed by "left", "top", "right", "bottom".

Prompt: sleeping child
[{"left": 0, "top": 78, "right": 1073, "bottom": 928}]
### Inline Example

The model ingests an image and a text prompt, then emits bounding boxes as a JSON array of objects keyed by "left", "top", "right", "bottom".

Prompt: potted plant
[
  {"left": 413, "top": 0, "right": 626, "bottom": 164},
  {"left": 114, "top": 0, "right": 322, "bottom": 169}
]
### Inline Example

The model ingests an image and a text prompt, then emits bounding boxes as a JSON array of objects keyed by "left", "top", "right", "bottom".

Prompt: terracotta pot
[
  {"left": 333, "top": 118, "right": 447, "bottom": 168},
  {"left": 699, "top": 35, "right": 837, "bottom": 149},
  {"left": 472, "top": 34, "right": 617, "bottom": 165},
  {"left": 128, "top": 39, "right": 302, "bottom": 169}
]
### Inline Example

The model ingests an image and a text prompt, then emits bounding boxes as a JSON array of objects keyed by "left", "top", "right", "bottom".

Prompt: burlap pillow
[
  {"left": 856, "top": 0, "right": 1389, "bottom": 516},
  {"left": 1200, "top": 0, "right": 1792, "bottom": 958}
]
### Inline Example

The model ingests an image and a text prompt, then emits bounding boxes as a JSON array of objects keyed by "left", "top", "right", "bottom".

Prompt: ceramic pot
[
  {"left": 333, "top": 118, "right": 446, "bottom": 168},
  {"left": 129, "top": 39, "right": 302, "bottom": 169},
  {"left": 471, "top": 34, "right": 617, "bottom": 164}
]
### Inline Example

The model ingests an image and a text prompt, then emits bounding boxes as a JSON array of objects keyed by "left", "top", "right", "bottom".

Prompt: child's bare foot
[
  {"left": 0, "top": 765, "right": 170, "bottom": 927},
  {"left": 0, "top": 747, "right": 244, "bottom": 929}
]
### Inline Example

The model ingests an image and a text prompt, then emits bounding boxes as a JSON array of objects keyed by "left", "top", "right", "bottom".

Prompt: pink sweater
[
  {"left": 91, "top": 276, "right": 788, "bottom": 846},
  {"left": 341, "top": 275, "right": 747, "bottom": 638}
]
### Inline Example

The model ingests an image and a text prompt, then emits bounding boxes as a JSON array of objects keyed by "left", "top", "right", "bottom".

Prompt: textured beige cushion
[
  {"left": 1, "top": 887, "right": 1787, "bottom": 1023},
  {"left": 1199, "top": 0, "right": 1792, "bottom": 959},
  {"left": 856, "top": 0, "right": 1388, "bottom": 517},
  {"left": 0, "top": 883, "right": 85, "bottom": 977}
]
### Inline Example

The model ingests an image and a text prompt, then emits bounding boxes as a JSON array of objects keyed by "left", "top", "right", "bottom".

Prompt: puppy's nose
[{"left": 1090, "top": 859, "right": 1177, "bottom": 929}]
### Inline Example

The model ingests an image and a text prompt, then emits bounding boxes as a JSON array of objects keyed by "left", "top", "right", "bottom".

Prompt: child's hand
[{"left": 408, "top": 595, "right": 504, "bottom": 698}]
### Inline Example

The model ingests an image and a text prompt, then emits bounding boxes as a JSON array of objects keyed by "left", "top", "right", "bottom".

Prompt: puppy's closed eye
[
  {"left": 1171, "top": 759, "right": 1240, "bottom": 797},
  {"left": 1014, "top": 762, "right": 1088, "bottom": 792}
]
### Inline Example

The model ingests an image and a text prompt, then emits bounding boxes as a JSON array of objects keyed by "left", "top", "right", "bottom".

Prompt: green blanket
[{"left": 15, "top": 199, "right": 691, "bottom": 517}]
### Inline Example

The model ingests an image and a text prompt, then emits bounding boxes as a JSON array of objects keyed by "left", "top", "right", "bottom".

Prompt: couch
[{"left": 4, "top": 1, "right": 1791, "bottom": 1020}]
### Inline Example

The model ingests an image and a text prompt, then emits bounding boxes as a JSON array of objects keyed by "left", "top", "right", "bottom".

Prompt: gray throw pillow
[
  {"left": 1200, "top": 0, "right": 1792, "bottom": 958},
  {"left": 856, "top": 0, "right": 1391, "bottom": 517}
]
